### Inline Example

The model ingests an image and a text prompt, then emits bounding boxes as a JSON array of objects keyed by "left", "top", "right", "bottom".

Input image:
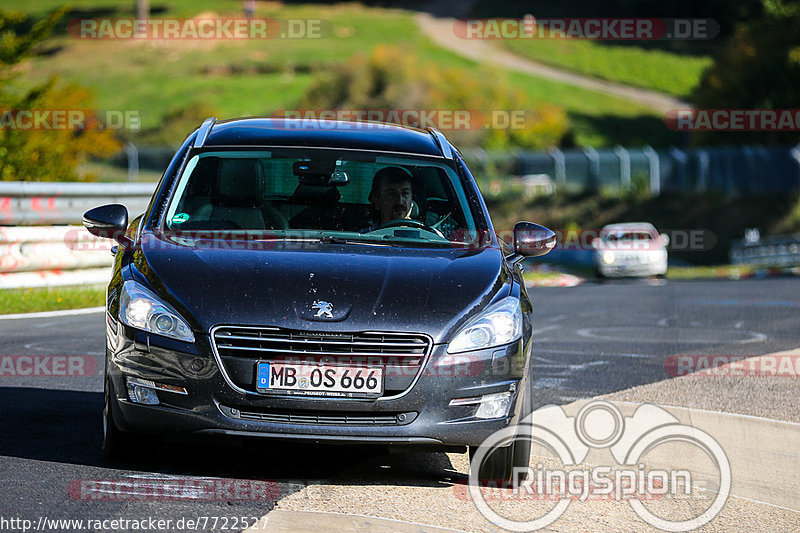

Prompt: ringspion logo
[{"left": 468, "top": 401, "right": 730, "bottom": 531}]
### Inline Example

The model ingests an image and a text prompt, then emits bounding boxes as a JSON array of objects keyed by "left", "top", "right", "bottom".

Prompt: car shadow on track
[{"left": 0, "top": 387, "right": 465, "bottom": 489}]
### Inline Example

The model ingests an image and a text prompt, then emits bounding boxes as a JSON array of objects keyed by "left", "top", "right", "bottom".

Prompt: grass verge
[
  {"left": 0, "top": 285, "right": 105, "bottom": 315},
  {"left": 502, "top": 38, "right": 711, "bottom": 99},
  {"left": 666, "top": 265, "right": 800, "bottom": 280}
]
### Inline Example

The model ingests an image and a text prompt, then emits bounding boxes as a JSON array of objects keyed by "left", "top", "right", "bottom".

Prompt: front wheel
[
  {"left": 594, "top": 265, "right": 606, "bottom": 281},
  {"left": 102, "top": 379, "right": 124, "bottom": 458},
  {"left": 469, "top": 435, "right": 531, "bottom": 483},
  {"left": 469, "top": 363, "right": 534, "bottom": 483}
]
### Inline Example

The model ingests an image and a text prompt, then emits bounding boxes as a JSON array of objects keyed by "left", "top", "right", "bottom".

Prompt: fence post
[
  {"left": 670, "top": 147, "right": 688, "bottom": 190},
  {"left": 791, "top": 144, "right": 800, "bottom": 191},
  {"left": 125, "top": 142, "right": 139, "bottom": 182},
  {"left": 549, "top": 147, "right": 566, "bottom": 185},
  {"left": 696, "top": 149, "right": 709, "bottom": 192},
  {"left": 643, "top": 145, "right": 661, "bottom": 195},
  {"left": 614, "top": 145, "right": 631, "bottom": 190},
  {"left": 583, "top": 146, "right": 599, "bottom": 189}
]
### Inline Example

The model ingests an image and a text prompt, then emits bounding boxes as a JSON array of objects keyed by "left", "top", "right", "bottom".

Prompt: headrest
[
  {"left": 188, "top": 157, "right": 219, "bottom": 196},
  {"left": 212, "top": 158, "right": 265, "bottom": 207}
]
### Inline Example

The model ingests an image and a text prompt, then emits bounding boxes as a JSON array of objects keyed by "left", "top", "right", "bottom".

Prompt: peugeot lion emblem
[{"left": 311, "top": 300, "right": 334, "bottom": 319}]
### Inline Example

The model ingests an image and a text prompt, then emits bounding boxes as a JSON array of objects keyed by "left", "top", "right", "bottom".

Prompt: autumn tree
[
  {"left": 0, "top": 8, "right": 120, "bottom": 181},
  {"left": 691, "top": 0, "right": 800, "bottom": 144}
]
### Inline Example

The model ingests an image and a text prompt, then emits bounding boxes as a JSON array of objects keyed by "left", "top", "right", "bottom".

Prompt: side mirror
[
  {"left": 513, "top": 221, "right": 556, "bottom": 257},
  {"left": 660, "top": 233, "right": 670, "bottom": 247},
  {"left": 83, "top": 204, "right": 130, "bottom": 245}
]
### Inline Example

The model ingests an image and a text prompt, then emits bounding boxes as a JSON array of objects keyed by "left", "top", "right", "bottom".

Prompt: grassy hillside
[
  {"left": 8, "top": 1, "right": 677, "bottom": 148},
  {"left": 502, "top": 38, "right": 712, "bottom": 99}
]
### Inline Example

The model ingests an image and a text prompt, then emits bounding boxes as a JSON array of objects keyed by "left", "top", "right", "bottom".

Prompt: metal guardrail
[
  {"left": 0, "top": 226, "right": 111, "bottom": 274},
  {"left": 0, "top": 225, "right": 113, "bottom": 288},
  {"left": 463, "top": 143, "right": 800, "bottom": 195},
  {"left": 0, "top": 181, "right": 156, "bottom": 226},
  {"left": 0, "top": 181, "right": 154, "bottom": 287},
  {"left": 730, "top": 233, "right": 800, "bottom": 267}
]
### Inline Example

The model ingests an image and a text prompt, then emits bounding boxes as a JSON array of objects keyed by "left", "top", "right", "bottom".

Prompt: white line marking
[
  {"left": 0, "top": 307, "right": 105, "bottom": 320},
  {"left": 576, "top": 327, "right": 767, "bottom": 344},
  {"left": 537, "top": 348, "right": 657, "bottom": 359},
  {"left": 610, "top": 400, "right": 800, "bottom": 428}
]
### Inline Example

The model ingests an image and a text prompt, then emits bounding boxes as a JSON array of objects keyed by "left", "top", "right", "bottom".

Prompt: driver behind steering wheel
[
  {"left": 361, "top": 166, "right": 446, "bottom": 238},
  {"left": 365, "top": 166, "right": 414, "bottom": 231}
]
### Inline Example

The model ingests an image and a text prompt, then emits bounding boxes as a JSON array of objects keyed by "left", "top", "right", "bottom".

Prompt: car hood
[{"left": 132, "top": 232, "right": 509, "bottom": 343}]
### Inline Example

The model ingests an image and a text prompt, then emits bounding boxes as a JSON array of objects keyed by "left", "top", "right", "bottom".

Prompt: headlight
[
  {"left": 447, "top": 297, "right": 522, "bottom": 354},
  {"left": 647, "top": 250, "right": 662, "bottom": 262},
  {"left": 119, "top": 280, "right": 195, "bottom": 342},
  {"left": 602, "top": 251, "right": 616, "bottom": 264}
]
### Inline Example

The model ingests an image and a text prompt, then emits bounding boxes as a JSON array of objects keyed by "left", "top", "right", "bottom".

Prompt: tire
[
  {"left": 102, "top": 378, "right": 125, "bottom": 459},
  {"left": 594, "top": 266, "right": 606, "bottom": 282},
  {"left": 469, "top": 434, "right": 532, "bottom": 484},
  {"left": 469, "top": 363, "right": 533, "bottom": 484}
]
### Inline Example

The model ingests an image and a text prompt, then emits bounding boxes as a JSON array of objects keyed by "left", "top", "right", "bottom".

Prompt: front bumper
[
  {"left": 596, "top": 258, "right": 667, "bottom": 278},
  {"left": 106, "top": 322, "right": 530, "bottom": 449}
]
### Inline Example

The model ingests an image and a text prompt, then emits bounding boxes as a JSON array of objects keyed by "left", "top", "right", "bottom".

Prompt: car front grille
[
  {"left": 222, "top": 405, "right": 417, "bottom": 426},
  {"left": 214, "top": 326, "right": 429, "bottom": 362},
  {"left": 211, "top": 326, "right": 432, "bottom": 396}
]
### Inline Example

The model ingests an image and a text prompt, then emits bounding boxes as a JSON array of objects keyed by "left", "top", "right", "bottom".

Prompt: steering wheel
[
  {"left": 377, "top": 218, "right": 429, "bottom": 230},
  {"left": 376, "top": 218, "right": 445, "bottom": 237}
]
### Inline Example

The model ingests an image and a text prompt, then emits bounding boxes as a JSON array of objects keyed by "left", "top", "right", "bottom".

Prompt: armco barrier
[
  {"left": 0, "top": 267, "right": 112, "bottom": 290},
  {"left": 0, "top": 181, "right": 155, "bottom": 225},
  {"left": 0, "top": 181, "right": 153, "bottom": 288},
  {"left": 0, "top": 226, "right": 111, "bottom": 274},
  {"left": 0, "top": 225, "right": 113, "bottom": 289},
  {"left": 730, "top": 234, "right": 800, "bottom": 267}
]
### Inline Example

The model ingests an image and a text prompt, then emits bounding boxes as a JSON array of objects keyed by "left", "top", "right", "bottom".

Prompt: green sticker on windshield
[{"left": 171, "top": 213, "right": 190, "bottom": 224}]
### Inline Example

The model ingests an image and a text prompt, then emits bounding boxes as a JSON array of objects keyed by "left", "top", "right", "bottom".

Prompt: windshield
[
  {"left": 163, "top": 148, "right": 486, "bottom": 247},
  {"left": 604, "top": 231, "right": 654, "bottom": 242}
]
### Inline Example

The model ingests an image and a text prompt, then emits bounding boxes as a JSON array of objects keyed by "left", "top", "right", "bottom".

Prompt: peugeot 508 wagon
[{"left": 83, "top": 117, "right": 555, "bottom": 480}]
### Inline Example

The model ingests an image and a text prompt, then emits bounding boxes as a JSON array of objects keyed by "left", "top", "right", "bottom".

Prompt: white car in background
[{"left": 592, "top": 222, "right": 668, "bottom": 279}]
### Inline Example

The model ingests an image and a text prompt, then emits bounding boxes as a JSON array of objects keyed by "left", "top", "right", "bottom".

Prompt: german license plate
[{"left": 256, "top": 362, "right": 383, "bottom": 398}]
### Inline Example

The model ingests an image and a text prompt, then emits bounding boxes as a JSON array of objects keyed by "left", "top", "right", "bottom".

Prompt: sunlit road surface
[{"left": 1, "top": 278, "right": 798, "bottom": 531}]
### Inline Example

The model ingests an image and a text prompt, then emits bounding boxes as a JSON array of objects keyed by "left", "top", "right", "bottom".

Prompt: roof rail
[
  {"left": 426, "top": 127, "right": 453, "bottom": 159},
  {"left": 193, "top": 117, "right": 217, "bottom": 148}
]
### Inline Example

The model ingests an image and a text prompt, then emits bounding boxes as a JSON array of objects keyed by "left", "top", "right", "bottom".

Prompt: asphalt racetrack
[{"left": 1, "top": 277, "right": 798, "bottom": 530}]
